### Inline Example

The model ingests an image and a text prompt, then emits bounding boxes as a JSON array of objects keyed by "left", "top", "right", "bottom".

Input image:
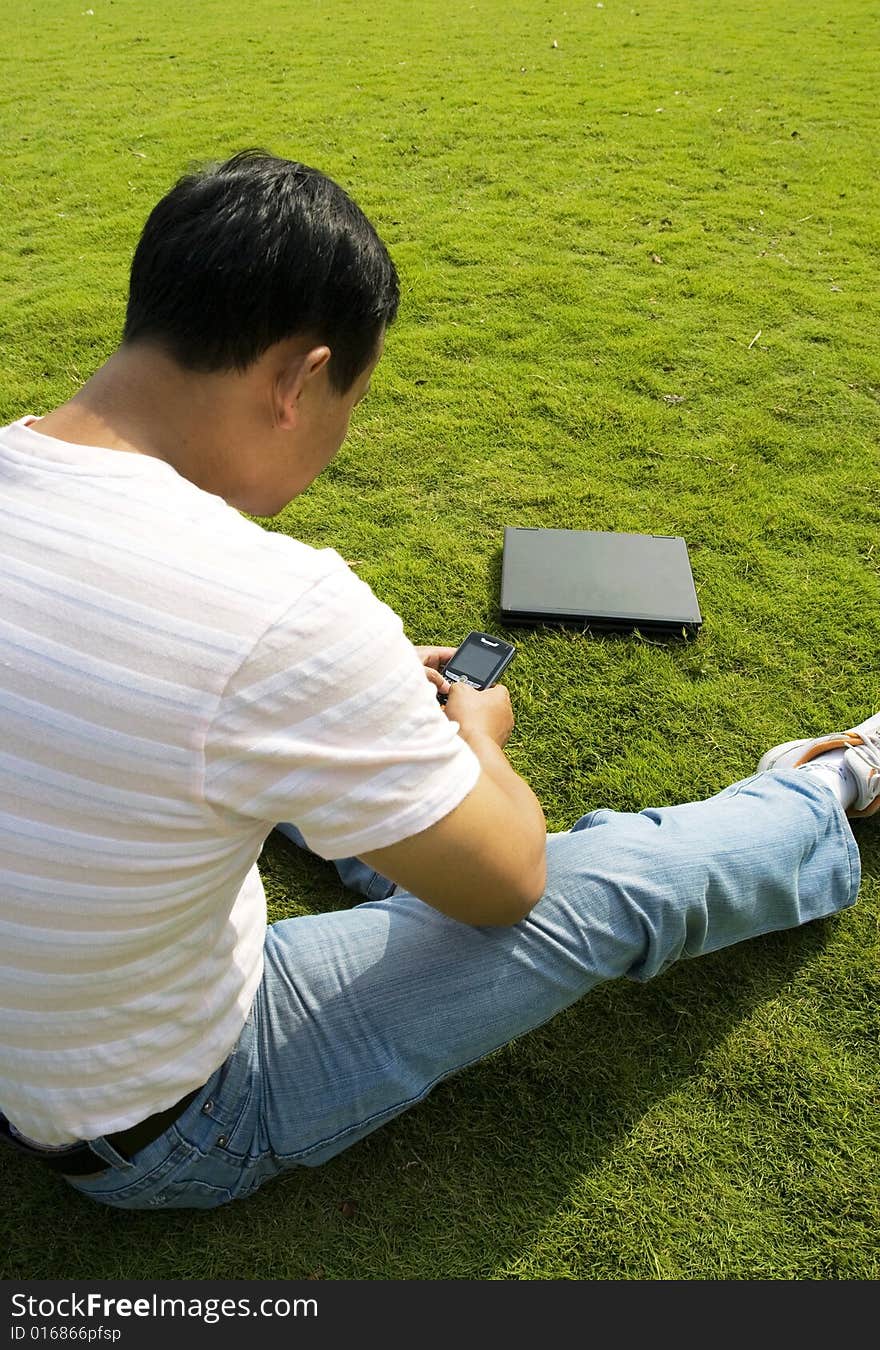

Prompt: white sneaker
[{"left": 758, "top": 712, "right": 880, "bottom": 817}]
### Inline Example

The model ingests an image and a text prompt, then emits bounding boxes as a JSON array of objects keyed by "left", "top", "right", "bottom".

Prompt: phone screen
[{"left": 445, "top": 634, "right": 515, "bottom": 686}]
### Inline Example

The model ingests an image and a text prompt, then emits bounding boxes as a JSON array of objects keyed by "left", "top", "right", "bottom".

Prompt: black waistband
[{"left": 0, "top": 1086, "right": 201, "bottom": 1177}]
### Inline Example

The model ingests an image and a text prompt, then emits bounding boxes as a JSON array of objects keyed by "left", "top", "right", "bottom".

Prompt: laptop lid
[{"left": 500, "top": 527, "right": 702, "bottom": 635}]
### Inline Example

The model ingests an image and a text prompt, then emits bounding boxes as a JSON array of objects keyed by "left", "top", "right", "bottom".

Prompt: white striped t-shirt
[{"left": 0, "top": 417, "right": 480, "bottom": 1145}]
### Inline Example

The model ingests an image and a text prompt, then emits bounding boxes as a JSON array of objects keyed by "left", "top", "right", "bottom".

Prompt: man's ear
[{"left": 274, "top": 344, "right": 332, "bottom": 429}]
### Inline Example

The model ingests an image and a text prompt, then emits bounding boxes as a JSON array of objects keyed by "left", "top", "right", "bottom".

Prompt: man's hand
[
  {"left": 413, "top": 645, "right": 456, "bottom": 698},
  {"left": 443, "top": 681, "right": 514, "bottom": 749},
  {"left": 360, "top": 655, "right": 545, "bottom": 926},
  {"left": 414, "top": 644, "right": 514, "bottom": 747}
]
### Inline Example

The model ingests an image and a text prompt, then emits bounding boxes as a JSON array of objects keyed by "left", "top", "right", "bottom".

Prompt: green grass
[{"left": 1, "top": 0, "right": 879, "bottom": 1281}]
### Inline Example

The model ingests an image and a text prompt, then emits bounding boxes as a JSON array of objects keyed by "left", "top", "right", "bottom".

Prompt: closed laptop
[{"left": 500, "top": 527, "right": 702, "bottom": 636}]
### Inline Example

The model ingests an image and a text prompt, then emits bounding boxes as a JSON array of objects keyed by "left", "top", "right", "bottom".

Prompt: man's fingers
[
  {"left": 414, "top": 645, "right": 457, "bottom": 671},
  {"left": 424, "top": 667, "right": 451, "bottom": 693}
]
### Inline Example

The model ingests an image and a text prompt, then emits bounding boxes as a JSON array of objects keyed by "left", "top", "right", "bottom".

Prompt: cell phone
[{"left": 437, "top": 631, "right": 517, "bottom": 703}]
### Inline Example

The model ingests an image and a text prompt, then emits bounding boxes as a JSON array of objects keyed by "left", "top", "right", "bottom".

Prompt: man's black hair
[{"left": 123, "top": 150, "right": 399, "bottom": 393}]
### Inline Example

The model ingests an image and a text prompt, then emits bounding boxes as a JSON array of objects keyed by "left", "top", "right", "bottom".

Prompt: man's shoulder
[
  {"left": 223, "top": 510, "right": 350, "bottom": 586},
  {"left": 166, "top": 484, "right": 360, "bottom": 608},
  {"left": 202, "top": 509, "right": 400, "bottom": 661}
]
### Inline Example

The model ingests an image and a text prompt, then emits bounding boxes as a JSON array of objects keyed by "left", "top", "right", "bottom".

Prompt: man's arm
[{"left": 359, "top": 682, "right": 547, "bottom": 927}]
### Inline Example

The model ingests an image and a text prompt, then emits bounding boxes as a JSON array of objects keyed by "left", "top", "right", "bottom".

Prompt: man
[{"left": 0, "top": 151, "right": 876, "bottom": 1210}]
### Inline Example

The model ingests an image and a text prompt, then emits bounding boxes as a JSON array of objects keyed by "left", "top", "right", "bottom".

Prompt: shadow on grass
[{"left": 1, "top": 826, "right": 876, "bottom": 1281}]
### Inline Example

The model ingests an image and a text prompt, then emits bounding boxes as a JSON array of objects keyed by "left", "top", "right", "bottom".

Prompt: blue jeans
[{"left": 66, "top": 770, "right": 859, "bottom": 1210}]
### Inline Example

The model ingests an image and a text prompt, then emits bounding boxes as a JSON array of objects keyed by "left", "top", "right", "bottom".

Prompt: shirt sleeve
[{"left": 202, "top": 561, "right": 481, "bottom": 859}]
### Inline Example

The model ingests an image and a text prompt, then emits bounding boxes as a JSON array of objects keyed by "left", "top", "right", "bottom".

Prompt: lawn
[{"left": 1, "top": 0, "right": 878, "bottom": 1281}]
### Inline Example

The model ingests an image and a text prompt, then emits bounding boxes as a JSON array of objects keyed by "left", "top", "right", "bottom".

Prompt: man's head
[
  {"left": 123, "top": 150, "right": 399, "bottom": 396},
  {"left": 103, "top": 152, "right": 396, "bottom": 514}
]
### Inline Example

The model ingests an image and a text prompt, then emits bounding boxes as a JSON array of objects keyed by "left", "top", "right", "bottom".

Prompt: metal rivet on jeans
[
  {"left": 216, "top": 1135, "right": 228, "bottom": 1148},
  {"left": 201, "top": 1100, "right": 213, "bottom": 1114}
]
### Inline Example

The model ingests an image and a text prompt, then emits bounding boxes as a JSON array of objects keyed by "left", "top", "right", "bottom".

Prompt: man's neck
[
  {"left": 33, "top": 346, "right": 223, "bottom": 458},
  {"left": 28, "top": 346, "right": 255, "bottom": 503}
]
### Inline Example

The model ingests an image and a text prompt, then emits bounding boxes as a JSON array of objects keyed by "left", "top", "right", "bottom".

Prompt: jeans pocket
[
  {"left": 90, "top": 1146, "right": 283, "bottom": 1210},
  {"left": 66, "top": 1137, "right": 197, "bottom": 1208},
  {"left": 138, "top": 1177, "right": 234, "bottom": 1210},
  {"left": 205, "top": 1070, "right": 257, "bottom": 1161}
]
